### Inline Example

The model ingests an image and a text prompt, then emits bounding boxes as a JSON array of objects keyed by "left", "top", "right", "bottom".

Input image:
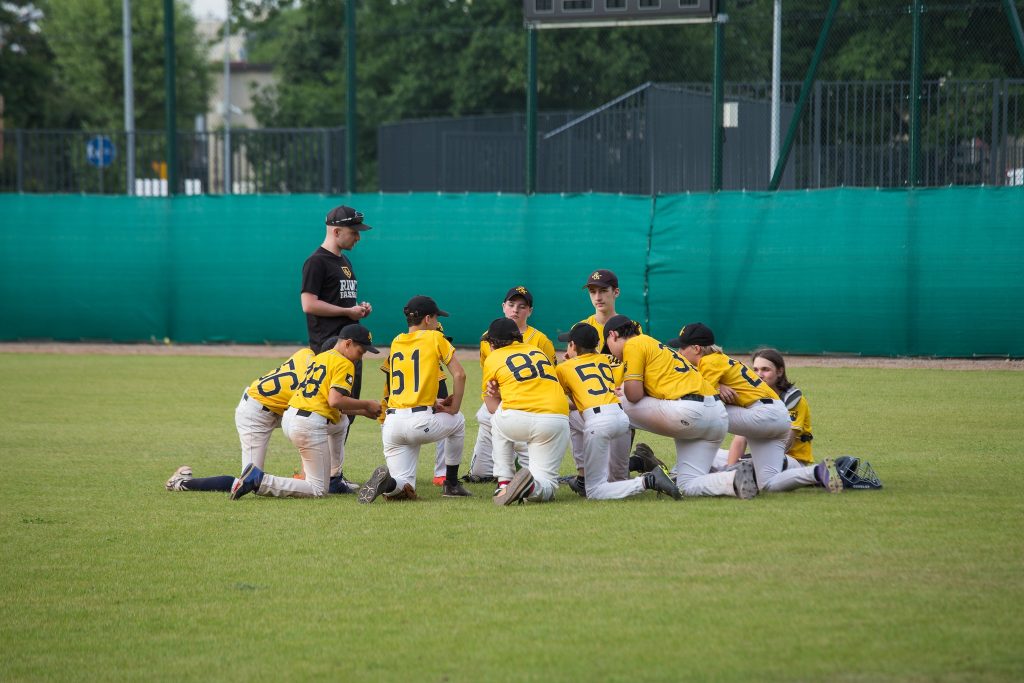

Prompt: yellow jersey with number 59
[
  {"left": 386, "top": 330, "right": 455, "bottom": 409},
  {"left": 245, "top": 347, "right": 315, "bottom": 415},
  {"left": 621, "top": 334, "right": 716, "bottom": 400},
  {"left": 697, "top": 352, "right": 779, "bottom": 407},
  {"left": 555, "top": 353, "right": 620, "bottom": 412},
  {"left": 483, "top": 341, "right": 568, "bottom": 415},
  {"left": 288, "top": 349, "right": 357, "bottom": 423}
]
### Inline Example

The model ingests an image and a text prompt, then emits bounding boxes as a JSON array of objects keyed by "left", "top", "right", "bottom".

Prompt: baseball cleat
[
  {"left": 631, "top": 442, "right": 668, "bottom": 474},
  {"left": 165, "top": 465, "right": 193, "bottom": 491},
  {"left": 441, "top": 480, "right": 473, "bottom": 498},
  {"left": 732, "top": 459, "right": 759, "bottom": 500},
  {"left": 815, "top": 458, "right": 843, "bottom": 494},
  {"left": 384, "top": 483, "right": 418, "bottom": 501},
  {"left": 357, "top": 465, "right": 394, "bottom": 504},
  {"left": 566, "top": 476, "right": 587, "bottom": 498},
  {"left": 643, "top": 466, "right": 682, "bottom": 500},
  {"left": 328, "top": 475, "right": 356, "bottom": 494},
  {"left": 493, "top": 468, "right": 535, "bottom": 506},
  {"left": 229, "top": 463, "right": 264, "bottom": 500},
  {"left": 432, "top": 476, "right": 446, "bottom": 487}
]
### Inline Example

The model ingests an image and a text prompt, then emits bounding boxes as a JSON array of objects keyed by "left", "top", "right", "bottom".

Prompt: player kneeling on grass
[
  {"left": 556, "top": 323, "right": 680, "bottom": 501},
  {"left": 670, "top": 323, "right": 841, "bottom": 494},
  {"left": 230, "top": 325, "right": 382, "bottom": 500},
  {"left": 603, "top": 315, "right": 757, "bottom": 499},
  {"left": 358, "top": 296, "right": 471, "bottom": 503},
  {"left": 166, "top": 346, "right": 316, "bottom": 493},
  {"left": 481, "top": 317, "right": 570, "bottom": 505}
]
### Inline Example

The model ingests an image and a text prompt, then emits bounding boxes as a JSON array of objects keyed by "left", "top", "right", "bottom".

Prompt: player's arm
[
  {"left": 483, "top": 380, "right": 501, "bottom": 414},
  {"left": 439, "top": 356, "right": 467, "bottom": 414},
  {"left": 329, "top": 387, "right": 381, "bottom": 418},
  {"left": 620, "top": 340, "right": 647, "bottom": 402},
  {"left": 621, "top": 379, "right": 645, "bottom": 403},
  {"left": 727, "top": 436, "right": 747, "bottom": 465}
]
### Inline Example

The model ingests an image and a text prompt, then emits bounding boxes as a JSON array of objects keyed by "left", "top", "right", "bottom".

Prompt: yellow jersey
[
  {"left": 555, "top": 353, "right": 620, "bottom": 412},
  {"left": 288, "top": 349, "right": 357, "bottom": 423},
  {"left": 697, "top": 352, "right": 780, "bottom": 407},
  {"left": 245, "top": 347, "right": 315, "bottom": 415},
  {"left": 621, "top": 334, "right": 716, "bottom": 400},
  {"left": 385, "top": 330, "right": 455, "bottom": 409},
  {"left": 575, "top": 314, "right": 638, "bottom": 370},
  {"left": 482, "top": 341, "right": 568, "bottom": 415},
  {"left": 479, "top": 325, "right": 555, "bottom": 398},
  {"left": 781, "top": 387, "right": 814, "bottom": 463}
]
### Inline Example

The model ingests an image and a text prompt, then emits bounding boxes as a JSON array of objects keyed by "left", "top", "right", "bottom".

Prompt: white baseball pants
[
  {"left": 580, "top": 405, "right": 644, "bottom": 500},
  {"left": 728, "top": 401, "right": 820, "bottom": 491},
  {"left": 234, "top": 390, "right": 282, "bottom": 470},
  {"left": 382, "top": 407, "right": 465, "bottom": 492},
  {"left": 569, "top": 409, "right": 586, "bottom": 470},
  {"left": 258, "top": 408, "right": 340, "bottom": 498},
  {"left": 491, "top": 408, "right": 570, "bottom": 502},
  {"left": 621, "top": 395, "right": 735, "bottom": 497},
  {"left": 468, "top": 403, "right": 528, "bottom": 477}
]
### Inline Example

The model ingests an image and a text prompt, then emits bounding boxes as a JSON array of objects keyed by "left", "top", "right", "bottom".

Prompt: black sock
[
  {"left": 181, "top": 475, "right": 235, "bottom": 492},
  {"left": 383, "top": 476, "right": 398, "bottom": 494},
  {"left": 445, "top": 465, "right": 459, "bottom": 484}
]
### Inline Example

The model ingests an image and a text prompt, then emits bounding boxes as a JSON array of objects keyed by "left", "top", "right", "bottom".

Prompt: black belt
[
  {"left": 590, "top": 404, "right": 622, "bottom": 414},
  {"left": 296, "top": 409, "right": 314, "bottom": 417},
  {"left": 758, "top": 398, "right": 776, "bottom": 404},
  {"left": 243, "top": 393, "right": 273, "bottom": 413},
  {"left": 385, "top": 406, "right": 432, "bottom": 415},
  {"left": 678, "top": 394, "right": 721, "bottom": 402}
]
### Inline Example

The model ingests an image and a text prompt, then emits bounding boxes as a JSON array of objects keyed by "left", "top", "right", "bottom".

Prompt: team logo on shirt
[
  {"left": 346, "top": 374, "right": 354, "bottom": 384},
  {"left": 342, "top": 266, "right": 353, "bottom": 278}
]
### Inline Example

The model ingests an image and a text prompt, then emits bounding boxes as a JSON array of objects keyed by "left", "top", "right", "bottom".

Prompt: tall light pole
[
  {"left": 770, "top": 0, "right": 782, "bottom": 181},
  {"left": 223, "top": 0, "right": 231, "bottom": 194}
]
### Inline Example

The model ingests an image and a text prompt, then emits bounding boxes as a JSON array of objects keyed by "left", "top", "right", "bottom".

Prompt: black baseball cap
[
  {"left": 325, "top": 205, "right": 372, "bottom": 231},
  {"left": 485, "top": 317, "right": 521, "bottom": 342},
  {"left": 404, "top": 295, "right": 449, "bottom": 317},
  {"left": 583, "top": 269, "right": 618, "bottom": 290},
  {"left": 558, "top": 322, "right": 600, "bottom": 349},
  {"left": 667, "top": 322, "right": 715, "bottom": 348},
  {"left": 339, "top": 324, "right": 380, "bottom": 353},
  {"left": 602, "top": 314, "right": 636, "bottom": 345},
  {"left": 504, "top": 286, "right": 534, "bottom": 307}
]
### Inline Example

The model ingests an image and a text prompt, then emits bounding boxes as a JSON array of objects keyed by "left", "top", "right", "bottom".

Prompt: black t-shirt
[{"left": 301, "top": 246, "right": 358, "bottom": 351}]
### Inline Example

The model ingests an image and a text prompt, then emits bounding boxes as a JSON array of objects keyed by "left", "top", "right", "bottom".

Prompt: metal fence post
[
  {"left": 345, "top": 0, "right": 357, "bottom": 194},
  {"left": 16, "top": 129, "right": 24, "bottom": 193},
  {"left": 813, "top": 80, "right": 822, "bottom": 188},
  {"left": 322, "top": 128, "right": 330, "bottom": 194},
  {"left": 909, "top": 0, "right": 923, "bottom": 188},
  {"left": 163, "top": 0, "right": 177, "bottom": 196},
  {"left": 1003, "top": 0, "right": 1024, "bottom": 70},
  {"left": 526, "top": 27, "right": 537, "bottom": 195},
  {"left": 711, "top": 1, "right": 725, "bottom": 192}
]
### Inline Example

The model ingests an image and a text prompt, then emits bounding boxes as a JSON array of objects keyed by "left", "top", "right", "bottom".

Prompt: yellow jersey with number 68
[
  {"left": 288, "top": 349, "right": 357, "bottom": 423},
  {"left": 621, "top": 334, "right": 716, "bottom": 400},
  {"left": 555, "top": 353, "right": 620, "bottom": 412},
  {"left": 245, "top": 347, "right": 315, "bottom": 415},
  {"left": 482, "top": 341, "right": 568, "bottom": 415},
  {"left": 697, "top": 352, "right": 780, "bottom": 407},
  {"left": 386, "top": 330, "right": 455, "bottom": 410}
]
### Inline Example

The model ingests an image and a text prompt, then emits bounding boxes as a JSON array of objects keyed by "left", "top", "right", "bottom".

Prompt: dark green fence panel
[{"left": 1, "top": 189, "right": 1021, "bottom": 356}]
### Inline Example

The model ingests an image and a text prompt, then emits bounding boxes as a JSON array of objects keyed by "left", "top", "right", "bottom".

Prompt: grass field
[{"left": 1, "top": 352, "right": 1022, "bottom": 682}]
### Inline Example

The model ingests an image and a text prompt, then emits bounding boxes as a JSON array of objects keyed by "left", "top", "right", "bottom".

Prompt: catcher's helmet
[{"left": 834, "top": 456, "right": 882, "bottom": 490}]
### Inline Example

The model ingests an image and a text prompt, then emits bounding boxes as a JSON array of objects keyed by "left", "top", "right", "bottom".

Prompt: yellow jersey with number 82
[
  {"left": 288, "top": 349, "right": 357, "bottom": 423},
  {"left": 386, "top": 330, "right": 455, "bottom": 410},
  {"left": 482, "top": 341, "right": 568, "bottom": 415},
  {"left": 621, "top": 334, "right": 715, "bottom": 400},
  {"left": 697, "top": 352, "right": 779, "bottom": 407}
]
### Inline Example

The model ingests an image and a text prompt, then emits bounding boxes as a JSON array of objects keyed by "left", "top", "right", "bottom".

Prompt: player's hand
[
  {"left": 611, "top": 385, "right": 624, "bottom": 397},
  {"left": 718, "top": 385, "right": 739, "bottom": 404},
  {"left": 363, "top": 400, "right": 382, "bottom": 419},
  {"left": 485, "top": 380, "right": 501, "bottom": 400},
  {"left": 347, "top": 305, "right": 367, "bottom": 320},
  {"left": 435, "top": 396, "right": 459, "bottom": 415}
]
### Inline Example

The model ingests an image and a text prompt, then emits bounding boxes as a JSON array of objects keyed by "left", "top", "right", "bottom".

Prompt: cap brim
[
  {"left": 353, "top": 223, "right": 372, "bottom": 231},
  {"left": 436, "top": 308, "right": 450, "bottom": 317},
  {"left": 557, "top": 332, "right": 571, "bottom": 342}
]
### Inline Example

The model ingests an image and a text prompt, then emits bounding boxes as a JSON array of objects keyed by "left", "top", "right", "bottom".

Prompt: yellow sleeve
[
  {"left": 537, "top": 333, "right": 556, "bottom": 365},
  {"left": 698, "top": 354, "right": 727, "bottom": 387},
  {"left": 329, "top": 357, "right": 356, "bottom": 396},
  {"left": 790, "top": 396, "right": 811, "bottom": 434},
  {"left": 555, "top": 363, "right": 573, "bottom": 395},
  {"left": 621, "top": 339, "right": 645, "bottom": 382},
  {"left": 437, "top": 334, "right": 456, "bottom": 366}
]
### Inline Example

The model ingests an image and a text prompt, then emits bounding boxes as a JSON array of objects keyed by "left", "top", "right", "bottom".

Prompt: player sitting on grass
[
  {"left": 603, "top": 315, "right": 758, "bottom": 499},
  {"left": 671, "top": 324, "right": 840, "bottom": 494},
  {"left": 482, "top": 317, "right": 570, "bottom": 505},
  {"left": 230, "top": 325, "right": 382, "bottom": 500},
  {"left": 463, "top": 286, "right": 557, "bottom": 484},
  {"left": 555, "top": 323, "right": 679, "bottom": 501},
  {"left": 357, "top": 296, "right": 471, "bottom": 503},
  {"left": 165, "top": 345, "right": 352, "bottom": 494}
]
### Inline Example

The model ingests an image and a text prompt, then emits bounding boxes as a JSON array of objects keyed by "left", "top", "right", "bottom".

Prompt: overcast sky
[{"left": 189, "top": 0, "right": 226, "bottom": 20}]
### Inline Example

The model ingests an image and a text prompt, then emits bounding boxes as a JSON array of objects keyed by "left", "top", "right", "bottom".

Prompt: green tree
[
  {"left": 0, "top": 0, "right": 57, "bottom": 127},
  {"left": 43, "top": 0, "right": 211, "bottom": 129}
]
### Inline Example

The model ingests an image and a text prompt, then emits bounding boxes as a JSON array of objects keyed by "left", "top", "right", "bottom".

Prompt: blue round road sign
[{"left": 86, "top": 135, "right": 116, "bottom": 169}]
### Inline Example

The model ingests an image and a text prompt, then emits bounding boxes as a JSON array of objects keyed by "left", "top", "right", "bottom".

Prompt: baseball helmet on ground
[{"left": 834, "top": 456, "right": 883, "bottom": 490}]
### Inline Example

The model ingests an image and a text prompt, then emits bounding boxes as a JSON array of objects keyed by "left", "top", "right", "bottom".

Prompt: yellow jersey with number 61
[
  {"left": 697, "top": 352, "right": 780, "bottom": 407},
  {"left": 621, "top": 334, "right": 716, "bottom": 400},
  {"left": 386, "top": 330, "right": 455, "bottom": 410},
  {"left": 555, "top": 353, "right": 621, "bottom": 412},
  {"left": 482, "top": 341, "right": 568, "bottom": 415},
  {"left": 288, "top": 349, "right": 357, "bottom": 423},
  {"left": 245, "top": 347, "right": 315, "bottom": 415}
]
